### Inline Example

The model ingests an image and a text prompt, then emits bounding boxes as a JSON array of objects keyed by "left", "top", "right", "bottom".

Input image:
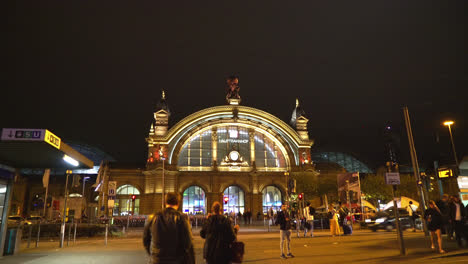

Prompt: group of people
[
  {"left": 143, "top": 192, "right": 242, "bottom": 264},
  {"left": 328, "top": 202, "right": 354, "bottom": 236},
  {"left": 426, "top": 195, "right": 467, "bottom": 253}
]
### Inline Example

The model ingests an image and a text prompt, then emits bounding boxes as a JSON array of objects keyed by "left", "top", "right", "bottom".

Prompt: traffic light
[
  {"left": 224, "top": 196, "right": 229, "bottom": 204},
  {"left": 131, "top": 195, "right": 136, "bottom": 201},
  {"left": 298, "top": 193, "right": 303, "bottom": 200}
]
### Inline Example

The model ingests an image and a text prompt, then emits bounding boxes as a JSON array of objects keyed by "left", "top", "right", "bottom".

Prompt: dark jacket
[
  {"left": 200, "top": 214, "right": 236, "bottom": 264},
  {"left": 143, "top": 207, "right": 195, "bottom": 264},
  {"left": 275, "top": 210, "right": 291, "bottom": 230},
  {"left": 449, "top": 202, "right": 467, "bottom": 221}
]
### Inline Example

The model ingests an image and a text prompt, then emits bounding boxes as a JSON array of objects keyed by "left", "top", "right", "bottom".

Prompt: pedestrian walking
[
  {"left": 303, "top": 203, "right": 315, "bottom": 237},
  {"left": 328, "top": 204, "right": 340, "bottom": 237},
  {"left": 449, "top": 196, "right": 467, "bottom": 248},
  {"left": 200, "top": 202, "right": 237, "bottom": 264},
  {"left": 275, "top": 204, "right": 294, "bottom": 259},
  {"left": 425, "top": 200, "right": 445, "bottom": 253},
  {"left": 143, "top": 192, "right": 195, "bottom": 264}
]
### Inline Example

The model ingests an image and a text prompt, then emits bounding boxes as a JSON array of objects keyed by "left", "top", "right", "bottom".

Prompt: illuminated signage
[
  {"left": 438, "top": 169, "right": 452, "bottom": 178},
  {"left": 44, "top": 129, "right": 61, "bottom": 149},
  {"left": 219, "top": 139, "right": 248, "bottom": 144}
]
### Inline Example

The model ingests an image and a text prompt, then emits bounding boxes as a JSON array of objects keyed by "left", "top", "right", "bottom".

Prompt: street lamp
[
  {"left": 443, "top": 120, "right": 459, "bottom": 167},
  {"left": 159, "top": 149, "right": 165, "bottom": 211}
]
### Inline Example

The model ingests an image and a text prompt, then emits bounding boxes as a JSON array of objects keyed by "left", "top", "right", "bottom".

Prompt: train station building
[{"left": 97, "top": 77, "right": 318, "bottom": 217}]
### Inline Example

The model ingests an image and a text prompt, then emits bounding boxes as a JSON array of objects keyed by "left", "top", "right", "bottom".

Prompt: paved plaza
[{"left": 1, "top": 228, "right": 468, "bottom": 264}]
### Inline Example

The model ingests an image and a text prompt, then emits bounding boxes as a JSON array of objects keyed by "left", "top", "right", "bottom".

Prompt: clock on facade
[{"left": 229, "top": 151, "right": 240, "bottom": 161}]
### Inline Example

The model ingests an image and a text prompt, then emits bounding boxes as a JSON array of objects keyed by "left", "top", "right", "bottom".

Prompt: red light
[
  {"left": 224, "top": 196, "right": 229, "bottom": 204},
  {"left": 132, "top": 195, "right": 136, "bottom": 201},
  {"left": 298, "top": 193, "right": 303, "bottom": 200}
]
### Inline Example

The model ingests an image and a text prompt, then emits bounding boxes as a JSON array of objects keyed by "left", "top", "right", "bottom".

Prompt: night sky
[{"left": 4, "top": 1, "right": 467, "bottom": 169}]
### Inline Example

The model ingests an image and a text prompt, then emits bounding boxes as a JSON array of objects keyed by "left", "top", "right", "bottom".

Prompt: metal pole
[
  {"left": 60, "top": 171, "right": 71, "bottom": 248},
  {"left": 162, "top": 158, "right": 165, "bottom": 211},
  {"left": 105, "top": 223, "right": 108, "bottom": 246},
  {"left": 391, "top": 185, "right": 406, "bottom": 255},
  {"left": 67, "top": 219, "right": 72, "bottom": 246},
  {"left": 35, "top": 223, "right": 40, "bottom": 248},
  {"left": 447, "top": 125, "right": 459, "bottom": 167},
  {"left": 403, "top": 107, "right": 428, "bottom": 236},
  {"left": 73, "top": 222, "right": 77, "bottom": 245},
  {"left": 434, "top": 161, "right": 444, "bottom": 199},
  {"left": 27, "top": 224, "right": 32, "bottom": 248}
]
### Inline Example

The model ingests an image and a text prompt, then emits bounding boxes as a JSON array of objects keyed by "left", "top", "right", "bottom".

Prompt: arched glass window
[
  {"left": 178, "top": 130, "right": 212, "bottom": 168},
  {"left": 223, "top": 186, "right": 245, "bottom": 214},
  {"left": 182, "top": 186, "right": 206, "bottom": 214},
  {"left": 262, "top": 186, "right": 282, "bottom": 213},
  {"left": 113, "top": 184, "right": 140, "bottom": 216},
  {"left": 254, "top": 132, "right": 286, "bottom": 169},
  {"left": 116, "top": 184, "right": 140, "bottom": 195}
]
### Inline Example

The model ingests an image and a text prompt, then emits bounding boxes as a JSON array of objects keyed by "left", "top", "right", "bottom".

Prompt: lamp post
[
  {"left": 60, "top": 170, "right": 72, "bottom": 248},
  {"left": 443, "top": 121, "right": 459, "bottom": 167},
  {"left": 81, "top": 176, "right": 90, "bottom": 222},
  {"left": 159, "top": 149, "right": 165, "bottom": 211}
]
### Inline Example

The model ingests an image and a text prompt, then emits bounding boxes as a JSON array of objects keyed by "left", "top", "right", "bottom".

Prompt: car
[
  {"left": 368, "top": 208, "right": 422, "bottom": 232},
  {"left": 7, "top": 216, "right": 31, "bottom": 226},
  {"left": 26, "top": 216, "right": 44, "bottom": 224}
]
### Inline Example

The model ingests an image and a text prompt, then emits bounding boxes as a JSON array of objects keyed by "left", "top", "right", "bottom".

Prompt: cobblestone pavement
[{"left": 1, "top": 229, "right": 467, "bottom": 264}]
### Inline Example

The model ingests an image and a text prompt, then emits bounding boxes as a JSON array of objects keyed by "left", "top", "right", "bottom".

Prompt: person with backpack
[
  {"left": 143, "top": 192, "right": 195, "bottom": 264},
  {"left": 200, "top": 202, "right": 237, "bottom": 264},
  {"left": 303, "top": 202, "right": 315, "bottom": 237}
]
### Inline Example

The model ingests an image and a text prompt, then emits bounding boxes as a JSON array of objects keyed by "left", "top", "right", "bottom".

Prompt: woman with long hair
[{"left": 425, "top": 200, "right": 445, "bottom": 253}]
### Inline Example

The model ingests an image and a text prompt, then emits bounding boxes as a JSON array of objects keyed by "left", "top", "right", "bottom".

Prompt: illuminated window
[
  {"left": 113, "top": 184, "right": 140, "bottom": 216},
  {"left": 182, "top": 186, "right": 206, "bottom": 214},
  {"left": 223, "top": 186, "right": 245, "bottom": 214},
  {"left": 217, "top": 126, "right": 250, "bottom": 165},
  {"left": 262, "top": 186, "right": 282, "bottom": 213},
  {"left": 178, "top": 130, "right": 212, "bottom": 167}
]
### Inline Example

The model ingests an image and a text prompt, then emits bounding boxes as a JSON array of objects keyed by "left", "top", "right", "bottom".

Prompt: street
[{"left": 1, "top": 228, "right": 467, "bottom": 264}]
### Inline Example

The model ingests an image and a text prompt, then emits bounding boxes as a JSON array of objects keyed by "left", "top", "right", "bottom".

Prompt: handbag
[{"left": 231, "top": 241, "right": 245, "bottom": 263}]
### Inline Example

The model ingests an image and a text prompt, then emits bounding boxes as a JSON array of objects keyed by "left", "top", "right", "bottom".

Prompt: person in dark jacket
[
  {"left": 436, "top": 194, "right": 451, "bottom": 237},
  {"left": 275, "top": 204, "right": 294, "bottom": 259},
  {"left": 143, "top": 192, "right": 195, "bottom": 264},
  {"left": 200, "top": 202, "right": 237, "bottom": 264},
  {"left": 425, "top": 200, "right": 445, "bottom": 253},
  {"left": 449, "top": 196, "right": 467, "bottom": 247}
]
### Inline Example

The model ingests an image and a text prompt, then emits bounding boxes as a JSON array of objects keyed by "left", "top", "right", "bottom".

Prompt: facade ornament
[{"left": 226, "top": 75, "right": 241, "bottom": 105}]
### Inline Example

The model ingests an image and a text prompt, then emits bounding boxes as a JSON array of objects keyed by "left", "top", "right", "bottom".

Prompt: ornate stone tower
[
  {"left": 146, "top": 90, "right": 170, "bottom": 168},
  {"left": 290, "top": 98, "right": 312, "bottom": 166}
]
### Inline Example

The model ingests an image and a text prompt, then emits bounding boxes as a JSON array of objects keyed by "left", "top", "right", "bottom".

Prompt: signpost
[{"left": 386, "top": 163, "right": 405, "bottom": 255}]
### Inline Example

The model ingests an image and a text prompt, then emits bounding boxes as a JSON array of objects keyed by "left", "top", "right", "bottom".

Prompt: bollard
[
  {"left": 105, "top": 224, "right": 108, "bottom": 246},
  {"left": 195, "top": 217, "right": 198, "bottom": 229},
  {"left": 122, "top": 226, "right": 126, "bottom": 235},
  {"left": 36, "top": 223, "right": 41, "bottom": 248},
  {"left": 320, "top": 218, "right": 323, "bottom": 231},
  {"left": 73, "top": 223, "right": 77, "bottom": 245},
  {"left": 27, "top": 224, "right": 32, "bottom": 248}
]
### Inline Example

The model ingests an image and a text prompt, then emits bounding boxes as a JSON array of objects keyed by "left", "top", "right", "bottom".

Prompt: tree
[{"left": 361, "top": 173, "right": 392, "bottom": 207}]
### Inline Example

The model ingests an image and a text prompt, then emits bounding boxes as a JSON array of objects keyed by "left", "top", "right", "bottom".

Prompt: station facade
[{"left": 98, "top": 78, "right": 317, "bottom": 217}]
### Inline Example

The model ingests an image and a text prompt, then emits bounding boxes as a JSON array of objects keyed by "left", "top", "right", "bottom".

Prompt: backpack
[{"left": 309, "top": 206, "right": 315, "bottom": 215}]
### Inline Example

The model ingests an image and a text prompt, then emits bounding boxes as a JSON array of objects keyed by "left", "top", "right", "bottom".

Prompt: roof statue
[{"left": 226, "top": 75, "right": 241, "bottom": 105}]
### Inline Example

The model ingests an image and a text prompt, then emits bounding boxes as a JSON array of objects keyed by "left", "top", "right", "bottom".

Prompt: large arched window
[
  {"left": 262, "top": 186, "right": 282, "bottom": 213},
  {"left": 182, "top": 186, "right": 206, "bottom": 214},
  {"left": 113, "top": 184, "right": 140, "bottom": 216},
  {"left": 177, "top": 125, "right": 289, "bottom": 171},
  {"left": 223, "top": 186, "right": 245, "bottom": 214}
]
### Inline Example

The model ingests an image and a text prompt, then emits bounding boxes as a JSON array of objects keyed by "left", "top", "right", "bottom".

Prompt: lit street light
[{"left": 443, "top": 120, "right": 459, "bottom": 167}]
